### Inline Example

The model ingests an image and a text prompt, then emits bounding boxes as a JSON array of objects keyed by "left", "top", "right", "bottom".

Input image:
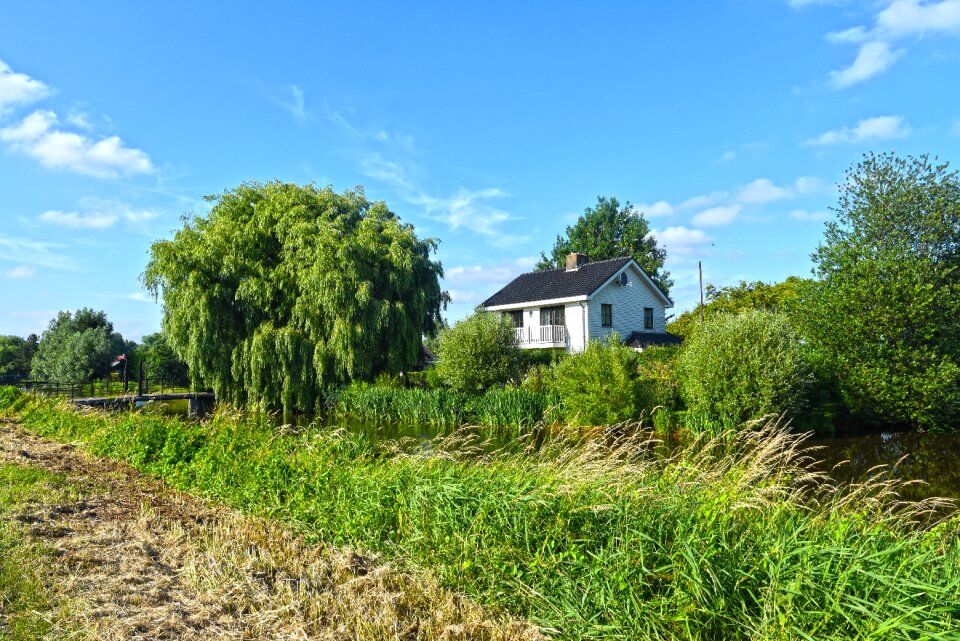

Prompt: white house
[{"left": 481, "top": 253, "right": 681, "bottom": 352}]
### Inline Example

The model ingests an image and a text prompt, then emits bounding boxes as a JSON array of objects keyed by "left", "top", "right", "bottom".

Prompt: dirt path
[{"left": 0, "top": 420, "right": 544, "bottom": 641}]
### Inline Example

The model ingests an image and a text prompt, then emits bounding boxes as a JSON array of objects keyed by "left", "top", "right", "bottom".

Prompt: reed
[{"left": 2, "top": 390, "right": 959, "bottom": 640}]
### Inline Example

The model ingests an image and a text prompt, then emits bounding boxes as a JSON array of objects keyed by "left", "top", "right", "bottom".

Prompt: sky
[{"left": 1, "top": 1, "right": 959, "bottom": 341}]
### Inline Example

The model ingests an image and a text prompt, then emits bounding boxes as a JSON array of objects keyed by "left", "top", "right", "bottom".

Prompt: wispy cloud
[
  {"left": 330, "top": 110, "right": 525, "bottom": 246},
  {"left": 651, "top": 226, "right": 713, "bottom": 255},
  {"left": 0, "top": 60, "right": 51, "bottom": 114},
  {"left": 636, "top": 200, "right": 675, "bottom": 218},
  {"left": 1, "top": 110, "right": 154, "bottom": 178},
  {"left": 716, "top": 150, "right": 736, "bottom": 163},
  {"left": 5, "top": 265, "right": 36, "bottom": 279},
  {"left": 36, "top": 199, "right": 159, "bottom": 230},
  {"left": 824, "top": 0, "right": 960, "bottom": 87},
  {"left": 789, "top": 208, "right": 831, "bottom": 221},
  {"left": 0, "top": 236, "right": 74, "bottom": 270},
  {"left": 273, "top": 84, "right": 307, "bottom": 121},
  {"left": 805, "top": 115, "right": 910, "bottom": 145},
  {"left": 737, "top": 178, "right": 793, "bottom": 204}
]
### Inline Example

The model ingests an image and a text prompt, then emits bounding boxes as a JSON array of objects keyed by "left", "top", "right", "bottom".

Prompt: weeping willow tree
[{"left": 143, "top": 182, "right": 447, "bottom": 413}]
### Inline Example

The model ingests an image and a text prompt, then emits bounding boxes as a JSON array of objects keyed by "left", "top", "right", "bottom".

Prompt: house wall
[
  {"left": 587, "top": 263, "right": 667, "bottom": 343},
  {"left": 564, "top": 302, "right": 587, "bottom": 352}
]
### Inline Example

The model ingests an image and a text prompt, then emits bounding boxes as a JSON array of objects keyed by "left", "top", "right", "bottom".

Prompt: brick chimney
[{"left": 565, "top": 252, "right": 589, "bottom": 271}]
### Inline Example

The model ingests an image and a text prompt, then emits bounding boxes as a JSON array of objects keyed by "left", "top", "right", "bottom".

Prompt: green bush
[
  {"left": 552, "top": 335, "right": 644, "bottom": 426},
  {"left": 434, "top": 312, "right": 521, "bottom": 392},
  {"left": 678, "top": 309, "right": 814, "bottom": 431}
]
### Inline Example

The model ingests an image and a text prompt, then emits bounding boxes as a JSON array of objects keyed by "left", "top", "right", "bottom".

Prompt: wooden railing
[{"left": 9, "top": 377, "right": 192, "bottom": 400}]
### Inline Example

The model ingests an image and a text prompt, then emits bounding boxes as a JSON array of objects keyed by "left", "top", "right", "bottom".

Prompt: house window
[
  {"left": 540, "top": 306, "right": 565, "bottom": 326},
  {"left": 505, "top": 310, "right": 523, "bottom": 328},
  {"left": 644, "top": 307, "right": 654, "bottom": 330},
  {"left": 601, "top": 304, "right": 613, "bottom": 327}
]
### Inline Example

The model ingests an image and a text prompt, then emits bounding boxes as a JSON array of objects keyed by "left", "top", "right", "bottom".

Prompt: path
[{"left": 0, "top": 419, "right": 543, "bottom": 641}]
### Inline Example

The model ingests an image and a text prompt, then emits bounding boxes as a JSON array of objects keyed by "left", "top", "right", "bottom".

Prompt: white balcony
[{"left": 513, "top": 325, "right": 566, "bottom": 348}]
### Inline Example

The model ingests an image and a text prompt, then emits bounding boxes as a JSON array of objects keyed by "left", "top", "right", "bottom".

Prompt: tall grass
[
  {"left": 2, "top": 390, "right": 959, "bottom": 640},
  {"left": 332, "top": 382, "right": 560, "bottom": 430}
]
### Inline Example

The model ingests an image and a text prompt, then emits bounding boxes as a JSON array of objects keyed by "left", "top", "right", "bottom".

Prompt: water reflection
[{"left": 808, "top": 429, "right": 960, "bottom": 501}]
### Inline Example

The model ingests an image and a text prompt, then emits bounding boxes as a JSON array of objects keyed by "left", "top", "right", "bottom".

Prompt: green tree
[
  {"left": 143, "top": 182, "right": 447, "bottom": 413},
  {"left": 536, "top": 196, "right": 672, "bottom": 295},
  {"left": 434, "top": 311, "right": 520, "bottom": 392},
  {"left": 134, "top": 332, "right": 188, "bottom": 381},
  {"left": 551, "top": 335, "right": 643, "bottom": 426},
  {"left": 0, "top": 334, "right": 37, "bottom": 379},
  {"left": 30, "top": 309, "right": 126, "bottom": 382},
  {"left": 800, "top": 153, "right": 960, "bottom": 430},
  {"left": 677, "top": 310, "right": 814, "bottom": 431},
  {"left": 667, "top": 277, "right": 808, "bottom": 340}
]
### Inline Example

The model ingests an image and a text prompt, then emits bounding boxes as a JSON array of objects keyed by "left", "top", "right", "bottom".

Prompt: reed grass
[
  {"left": 2, "top": 389, "right": 959, "bottom": 640},
  {"left": 332, "top": 383, "right": 561, "bottom": 430}
]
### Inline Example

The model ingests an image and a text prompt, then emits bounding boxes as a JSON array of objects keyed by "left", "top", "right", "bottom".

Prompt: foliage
[
  {"left": 133, "top": 332, "right": 188, "bottom": 382},
  {"left": 552, "top": 335, "right": 644, "bottom": 425},
  {"left": 678, "top": 309, "right": 814, "bottom": 431},
  {"left": 634, "top": 346, "right": 685, "bottom": 427},
  {"left": 0, "top": 334, "right": 37, "bottom": 379},
  {"left": 668, "top": 276, "right": 807, "bottom": 340},
  {"left": 536, "top": 196, "right": 672, "bottom": 295},
  {"left": 143, "top": 182, "right": 447, "bottom": 413},
  {"left": 800, "top": 153, "right": 960, "bottom": 431},
  {"left": 30, "top": 309, "right": 126, "bottom": 382},
  {"left": 434, "top": 311, "right": 521, "bottom": 392},
  {"left": 5, "top": 393, "right": 959, "bottom": 641}
]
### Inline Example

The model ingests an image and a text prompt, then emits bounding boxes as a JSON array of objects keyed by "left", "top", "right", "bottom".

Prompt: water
[{"left": 807, "top": 429, "right": 960, "bottom": 501}]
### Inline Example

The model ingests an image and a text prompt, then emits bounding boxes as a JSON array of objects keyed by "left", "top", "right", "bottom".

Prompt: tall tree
[
  {"left": 30, "top": 309, "right": 126, "bottom": 382},
  {"left": 536, "top": 196, "right": 672, "bottom": 295},
  {"left": 0, "top": 334, "right": 37, "bottom": 379},
  {"left": 800, "top": 153, "right": 960, "bottom": 430},
  {"left": 143, "top": 181, "right": 447, "bottom": 413},
  {"left": 134, "top": 332, "right": 188, "bottom": 381}
]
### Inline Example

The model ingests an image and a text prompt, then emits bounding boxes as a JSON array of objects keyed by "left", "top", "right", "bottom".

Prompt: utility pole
[{"left": 699, "top": 260, "right": 705, "bottom": 326}]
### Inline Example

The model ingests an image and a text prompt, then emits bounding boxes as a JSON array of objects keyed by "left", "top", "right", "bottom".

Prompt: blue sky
[{"left": 2, "top": 1, "right": 959, "bottom": 341}]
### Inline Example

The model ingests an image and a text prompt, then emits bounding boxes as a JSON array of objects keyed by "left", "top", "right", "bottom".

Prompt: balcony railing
[{"left": 513, "top": 325, "right": 566, "bottom": 346}]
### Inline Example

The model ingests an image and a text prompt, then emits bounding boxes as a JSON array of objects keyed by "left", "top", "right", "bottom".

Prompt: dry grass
[{"left": 0, "top": 420, "right": 545, "bottom": 641}]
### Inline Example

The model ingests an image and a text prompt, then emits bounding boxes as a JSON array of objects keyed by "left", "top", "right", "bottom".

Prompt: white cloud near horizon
[
  {"left": 806, "top": 115, "right": 910, "bottom": 145},
  {"left": 1, "top": 110, "right": 154, "bottom": 179},
  {"left": 0, "top": 61, "right": 51, "bottom": 114},
  {"left": 825, "top": 0, "right": 960, "bottom": 87},
  {"left": 36, "top": 200, "right": 159, "bottom": 230}
]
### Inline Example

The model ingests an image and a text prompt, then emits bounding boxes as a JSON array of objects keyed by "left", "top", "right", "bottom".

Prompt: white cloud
[
  {"left": 789, "top": 208, "right": 831, "bottom": 221},
  {"left": 0, "top": 110, "right": 153, "bottom": 178},
  {"left": 637, "top": 200, "right": 674, "bottom": 217},
  {"left": 37, "top": 201, "right": 158, "bottom": 230},
  {"left": 414, "top": 188, "right": 527, "bottom": 246},
  {"left": 829, "top": 41, "right": 904, "bottom": 87},
  {"left": 66, "top": 110, "right": 92, "bottom": 129},
  {"left": 806, "top": 115, "right": 910, "bottom": 145},
  {"left": 651, "top": 226, "right": 713, "bottom": 255},
  {"left": 124, "top": 292, "right": 153, "bottom": 302},
  {"left": 276, "top": 84, "right": 307, "bottom": 121},
  {"left": 692, "top": 204, "right": 742, "bottom": 227},
  {"left": 5, "top": 265, "right": 36, "bottom": 279},
  {"left": 737, "top": 178, "right": 793, "bottom": 204},
  {"left": 826, "top": 1, "right": 960, "bottom": 87},
  {"left": 876, "top": 0, "right": 960, "bottom": 38},
  {"left": 952, "top": 119, "right": 960, "bottom": 136},
  {"left": 0, "top": 236, "right": 73, "bottom": 270},
  {"left": 0, "top": 60, "right": 51, "bottom": 114},
  {"left": 716, "top": 150, "right": 736, "bottom": 163},
  {"left": 794, "top": 176, "right": 824, "bottom": 194}
]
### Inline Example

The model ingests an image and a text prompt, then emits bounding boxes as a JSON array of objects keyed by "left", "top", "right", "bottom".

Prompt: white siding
[
  {"left": 564, "top": 302, "right": 588, "bottom": 352},
  {"left": 587, "top": 263, "right": 667, "bottom": 343}
]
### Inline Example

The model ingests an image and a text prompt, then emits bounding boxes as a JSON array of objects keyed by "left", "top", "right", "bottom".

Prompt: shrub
[
  {"left": 552, "top": 335, "right": 643, "bottom": 426},
  {"left": 434, "top": 312, "right": 521, "bottom": 392},
  {"left": 677, "top": 309, "right": 814, "bottom": 431}
]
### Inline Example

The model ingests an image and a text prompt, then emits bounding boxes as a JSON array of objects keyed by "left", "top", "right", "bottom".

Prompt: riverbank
[{"left": 2, "top": 389, "right": 959, "bottom": 640}]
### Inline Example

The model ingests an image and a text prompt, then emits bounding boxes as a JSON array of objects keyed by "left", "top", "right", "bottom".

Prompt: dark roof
[
  {"left": 482, "top": 257, "right": 633, "bottom": 307},
  {"left": 623, "top": 331, "right": 684, "bottom": 349}
]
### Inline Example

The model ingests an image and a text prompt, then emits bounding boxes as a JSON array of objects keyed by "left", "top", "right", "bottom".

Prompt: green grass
[
  {"left": 2, "top": 388, "right": 959, "bottom": 640},
  {"left": 0, "top": 464, "right": 78, "bottom": 640},
  {"left": 332, "top": 382, "right": 561, "bottom": 431}
]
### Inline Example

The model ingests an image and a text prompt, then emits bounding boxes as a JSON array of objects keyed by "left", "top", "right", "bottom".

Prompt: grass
[
  {"left": 0, "top": 464, "right": 78, "bottom": 640},
  {"left": 333, "top": 382, "right": 561, "bottom": 431},
  {"left": 2, "top": 388, "right": 960, "bottom": 640}
]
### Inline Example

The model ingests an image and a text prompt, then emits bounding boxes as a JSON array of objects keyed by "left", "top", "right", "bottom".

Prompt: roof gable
[{"left": 482, "top": 257, "right": 643, "bottom": 307}]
